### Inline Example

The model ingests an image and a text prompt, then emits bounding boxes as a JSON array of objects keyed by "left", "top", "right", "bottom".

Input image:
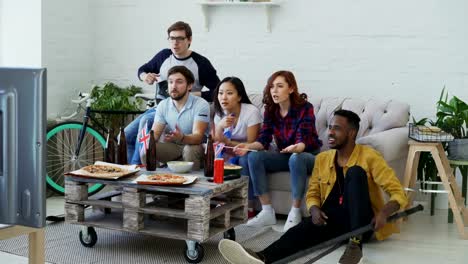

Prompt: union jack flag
[
  {"left": 138, "top": 121, "right": 151, "bottom": 165},
  {"left": 214, "top": 142, "right": 225, "bottom": 159}
]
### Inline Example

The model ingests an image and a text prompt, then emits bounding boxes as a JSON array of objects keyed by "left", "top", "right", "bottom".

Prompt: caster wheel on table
[
  {"left": 79, "top": 227, "right": 97, "bottom": 248},
  {"left": 183, "top": 242, "right": 204, "bottom": 263}
]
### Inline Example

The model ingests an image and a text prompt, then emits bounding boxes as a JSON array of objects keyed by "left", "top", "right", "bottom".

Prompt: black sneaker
[
  {"left": 338, "top": 238, "right": 363, "bottom": 264},
  {"left": 218, "top": 239, "right": 264, "bottom": 264}
]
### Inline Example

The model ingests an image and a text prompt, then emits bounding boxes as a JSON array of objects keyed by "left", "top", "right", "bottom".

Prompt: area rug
[{"left": 0, "top": 221, "right": 292, "bottom": 264}]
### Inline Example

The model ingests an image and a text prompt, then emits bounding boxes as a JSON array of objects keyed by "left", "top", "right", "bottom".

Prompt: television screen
[{"left": 0, "top": 67, "right": 46, "bottom": 228}]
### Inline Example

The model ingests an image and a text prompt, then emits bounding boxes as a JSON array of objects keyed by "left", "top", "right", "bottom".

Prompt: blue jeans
[
  {"left": 244, "top": 151, "right": 317, "bottom": 200},
  {"left": 124, "top": 108, "right": 156, "bottom": 164},
  {"left": 259, "top": 166, "right": 374, "bottom": 263},
  {"left": 238, "top": 155, "right": 255, "bottom": 200}
]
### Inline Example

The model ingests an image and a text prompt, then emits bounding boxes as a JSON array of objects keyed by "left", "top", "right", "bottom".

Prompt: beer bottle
[
  {"left": 104, "top": 129, "right": 115, "bottom": 163},
  {"left": 204, "top": 135, "right": 214, "bottom": 177},
  {"left": 117, "top": 127, "right": 127, "bottom": 165},
  {"left": 146, "top": 130, "right": 157, "bottom": 171}
]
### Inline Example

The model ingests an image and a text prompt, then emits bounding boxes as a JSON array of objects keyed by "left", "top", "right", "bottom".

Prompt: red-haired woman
[{"left": 235, "top": 70, "right": 322, "bottom": 232}]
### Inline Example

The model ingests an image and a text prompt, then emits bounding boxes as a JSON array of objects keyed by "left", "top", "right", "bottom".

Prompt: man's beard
[
  {"left": 329, "top": 137, "right": 347, "bottom": 150},
  {"left": 171, "top": 89, "right": 188, "bottom": 101}
]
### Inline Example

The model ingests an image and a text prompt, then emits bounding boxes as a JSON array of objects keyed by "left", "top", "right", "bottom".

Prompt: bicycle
[{"left": 46, "top": 92, "right": 148, "bottom": 196}]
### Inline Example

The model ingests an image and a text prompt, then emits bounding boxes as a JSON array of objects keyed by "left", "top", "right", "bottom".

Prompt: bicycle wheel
[{"left": 46, "top": 121, "right": 106, "bottom": 195}]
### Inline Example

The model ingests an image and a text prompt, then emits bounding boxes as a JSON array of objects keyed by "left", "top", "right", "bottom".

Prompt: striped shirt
[
  {"left": 257, "top": 101, "right": 322, "bottom": 153},
  {"left": 138, "top": 49, "right": 220, "bottom": 102}
]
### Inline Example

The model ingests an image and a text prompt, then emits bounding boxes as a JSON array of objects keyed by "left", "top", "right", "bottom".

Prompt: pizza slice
[
  {"left": 138, "top": 173, "right": 187, "bottom": 185},
  {"left": 78, "top": 164, "right": 129, "bottom": 178}
]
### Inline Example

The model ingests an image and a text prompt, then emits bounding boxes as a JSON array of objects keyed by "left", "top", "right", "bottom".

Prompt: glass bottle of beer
[
  {"left": 204, "top": 135, "right": 214, "bottom": 177},
  {"left": 104, "top": 129, "right": 115, "bottom": 163},
  {"left": 117, "top": 127, "right": 127, "bottom": 165},
  {"left": 146, "top": 130, "right": 157, "bottom": 171}
]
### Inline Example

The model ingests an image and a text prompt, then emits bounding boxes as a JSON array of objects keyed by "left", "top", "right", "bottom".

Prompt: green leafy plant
[
  {"left": 414, "top": 88, "right": 468, "bottom": 214},
  {"left": 90, "top": 82, "right": 143, "bottom": 111},
  {"left": 89, "top": 82, "right": 143, "bottom": 131},
  {"left": 435, "top": 87, "right": 468, "bottom": 139}
]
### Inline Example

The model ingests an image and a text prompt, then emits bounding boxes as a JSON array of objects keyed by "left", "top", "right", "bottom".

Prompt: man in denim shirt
[{"left": 145, "top": 65, "right": 209, "bottom": 170}]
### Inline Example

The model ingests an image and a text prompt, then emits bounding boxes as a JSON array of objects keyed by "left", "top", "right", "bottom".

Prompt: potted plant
[
  {"left": 435, "top": 88, "right": 468, "bottom": 160},
  {"left": 90, "top": 82, "right": 143, "bottom": 133}
]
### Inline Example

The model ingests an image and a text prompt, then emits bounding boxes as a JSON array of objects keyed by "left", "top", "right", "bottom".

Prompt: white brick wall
[
  {"left": 3, "top": 0, "right": 468, "bottom": 121},
  {"left": 90, "top": 0, "right": 468, "bottom": 121},
  {"left": 42, "top": 0, "right": 93, "bottom": 119},
  {"left": 0, "top": 0, "right": 42, "bottom": 67}
]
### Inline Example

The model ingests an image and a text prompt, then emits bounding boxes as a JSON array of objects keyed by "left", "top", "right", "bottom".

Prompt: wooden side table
[
  {"left": 403, "top": 140, "right": 468, "bottom": 239},
  {"left": 0, "top": 225, "right": 45, "bottom": 264},
  {"left": 448, "top": 159, "right": 468, "bottom": 223}
]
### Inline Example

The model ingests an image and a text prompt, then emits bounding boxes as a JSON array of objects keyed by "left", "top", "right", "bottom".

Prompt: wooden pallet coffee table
[{"left": 64, "top": 169, "right": 248, "bottom": 263}]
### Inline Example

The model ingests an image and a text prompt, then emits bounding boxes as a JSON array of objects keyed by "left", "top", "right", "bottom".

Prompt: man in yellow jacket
[{"left": 218, "top": 109, "right": 408, "bottom": 264}]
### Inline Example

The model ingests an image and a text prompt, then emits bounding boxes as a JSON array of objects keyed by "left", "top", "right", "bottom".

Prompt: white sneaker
[
  {"left": 245, "top": 209, "right": 276, "bottom": 227},
  {"left": 283, "top": 211, "right": 301, "bottom": 232},
  {"left": 218, "top": 239, "right": 264, "bottom": 264}
]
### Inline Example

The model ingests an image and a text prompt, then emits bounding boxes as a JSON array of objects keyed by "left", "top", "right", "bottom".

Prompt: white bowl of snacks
[{"left": 167, "top": 161, "right": 194, "bottom": 173}]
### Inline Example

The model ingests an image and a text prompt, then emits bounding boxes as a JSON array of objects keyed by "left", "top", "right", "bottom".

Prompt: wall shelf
[{"left": 198, "top": 1, "right": 281, "bottom": 32}]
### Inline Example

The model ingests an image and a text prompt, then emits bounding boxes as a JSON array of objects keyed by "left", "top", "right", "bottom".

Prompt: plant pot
[{"left": 448, "top": 139, "right": 468, "bottom": 160}]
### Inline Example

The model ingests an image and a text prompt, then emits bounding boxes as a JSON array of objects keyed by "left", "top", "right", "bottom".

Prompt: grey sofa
[{"left": 248, "top": 94, "right": 410, "bottom": 215}]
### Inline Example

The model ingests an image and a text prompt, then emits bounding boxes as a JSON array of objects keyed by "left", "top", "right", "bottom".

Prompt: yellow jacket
[{"left": 306, "top": 144, "right": 408, "bottom": 240}]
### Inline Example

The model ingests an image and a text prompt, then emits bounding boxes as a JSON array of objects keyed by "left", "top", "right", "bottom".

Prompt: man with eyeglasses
[{"left": 125, "top": 21, "right": 220, "bottom": 164}]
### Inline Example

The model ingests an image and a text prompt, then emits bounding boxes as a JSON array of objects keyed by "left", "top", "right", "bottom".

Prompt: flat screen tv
[{"left": 0, "top": 67, "right": 46, "bottom": 228}]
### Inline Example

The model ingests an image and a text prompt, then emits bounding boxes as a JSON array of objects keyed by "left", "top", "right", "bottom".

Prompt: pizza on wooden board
[
  {"left": 139, "top": 173, "right": 187, "bottom": 185},
  {"left": 79, "top": 164, "right": 129, "bottom": 178}
]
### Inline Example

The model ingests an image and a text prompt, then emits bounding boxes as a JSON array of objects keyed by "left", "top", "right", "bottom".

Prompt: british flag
[
  {"left": 214, "top": 142, "right": 225, "bottom": 159},
  {"left": 137, "top": 121, "right": 151, "bottom": 165}
]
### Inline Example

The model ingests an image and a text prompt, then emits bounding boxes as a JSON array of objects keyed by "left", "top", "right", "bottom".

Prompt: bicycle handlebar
[
  {"left": 134, "top": 93, "right": 155, "bottom": 101},
  {"left": 71, "top": 92, "right": 91, "bottom": 104}
]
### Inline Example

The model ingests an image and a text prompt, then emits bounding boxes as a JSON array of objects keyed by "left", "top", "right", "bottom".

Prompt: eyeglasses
[{"left": 168, "top": 36, "right": 187, "bottom": 42}]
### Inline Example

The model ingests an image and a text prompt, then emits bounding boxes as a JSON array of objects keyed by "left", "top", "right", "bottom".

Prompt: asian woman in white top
[
  {"left": 213, "top": 76, "right": 262, "bottom": 217},
  {"left": 213, "top": 77, "right": 262, "bottom": 150}
]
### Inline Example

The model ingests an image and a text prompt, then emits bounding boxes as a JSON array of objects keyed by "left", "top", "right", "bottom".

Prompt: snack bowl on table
[
  {"left": 224, "top": 164, "right": 242, "bottom": 176},
  {"left": 167, "top": 161, "right": 194, "bottom": 173}
]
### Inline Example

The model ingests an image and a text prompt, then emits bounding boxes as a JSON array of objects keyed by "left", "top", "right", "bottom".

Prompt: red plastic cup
[{"left": 214, "top": 158, "right": 224, "bottom": 184}]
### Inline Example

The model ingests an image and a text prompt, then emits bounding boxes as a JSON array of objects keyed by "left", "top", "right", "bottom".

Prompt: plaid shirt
[{"left": 257, "top": 102, "right": 322, "bottom": 153}]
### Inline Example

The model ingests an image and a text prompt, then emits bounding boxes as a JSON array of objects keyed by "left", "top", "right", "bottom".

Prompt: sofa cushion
[
  {"left": 268, "top": 170, "right": 312, "bottom": 192},
  {"left": 312, "top": 97, "right": 410, "bottom": 150},
  {"left": 268, "top": 171, "right": 294, "bottom": 192}
]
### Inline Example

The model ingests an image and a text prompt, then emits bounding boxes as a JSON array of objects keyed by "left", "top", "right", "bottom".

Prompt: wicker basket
[{"left": 408, "top": 123, "right": 454, "bottom": 142}]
